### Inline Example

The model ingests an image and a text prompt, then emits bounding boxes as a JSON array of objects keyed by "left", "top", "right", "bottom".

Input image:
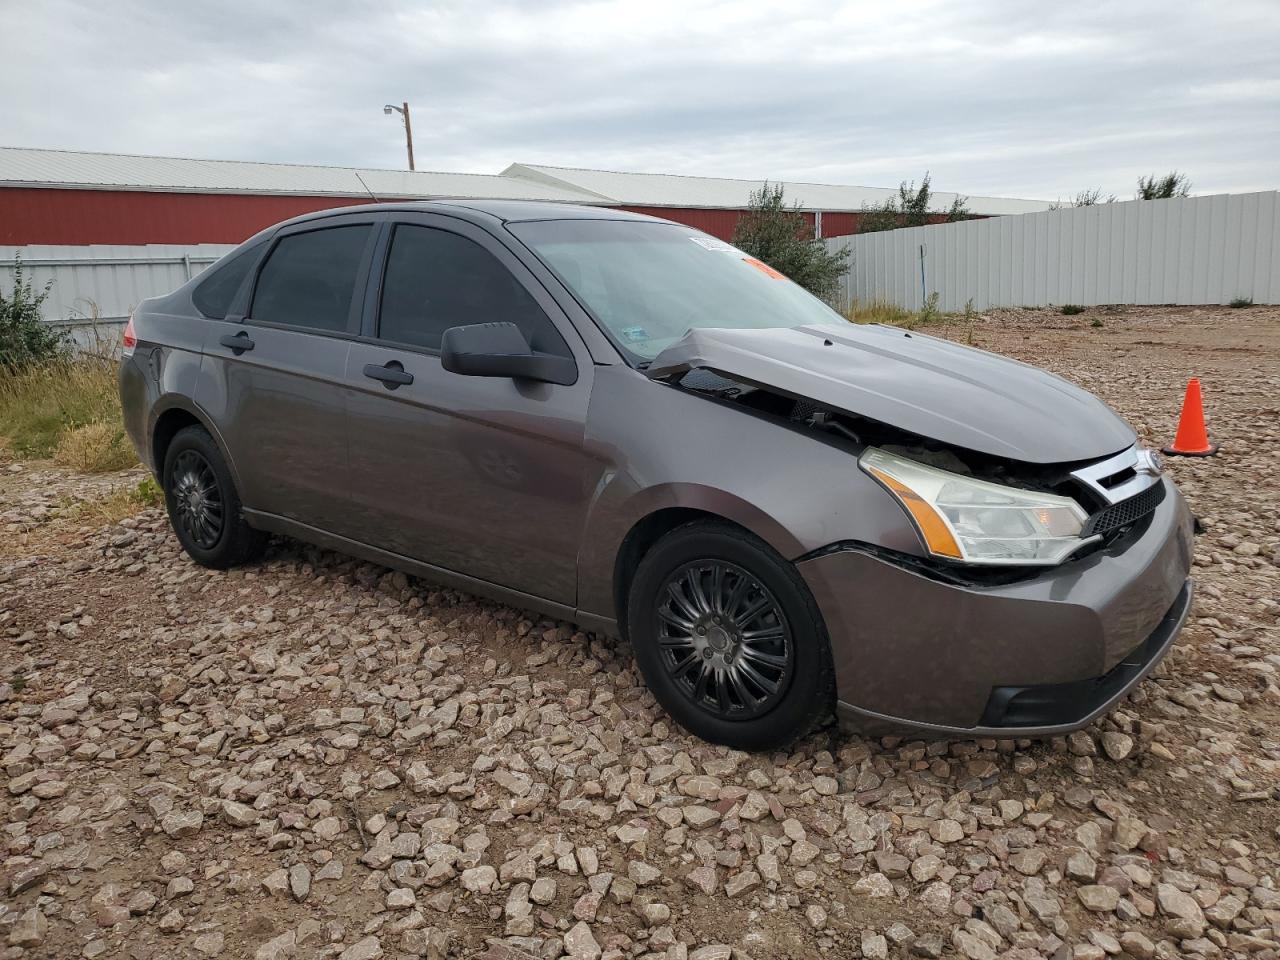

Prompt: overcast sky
[{"left": 5, "top": 0, "right": 1278, "bottom": 201}]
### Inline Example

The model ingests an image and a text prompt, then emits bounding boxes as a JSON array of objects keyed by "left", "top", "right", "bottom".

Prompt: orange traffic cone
[{"left": 1162, "top": 378, "right": 1219, "bottom": 457}]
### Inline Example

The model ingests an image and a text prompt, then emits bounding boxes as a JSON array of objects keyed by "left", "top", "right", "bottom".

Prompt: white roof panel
[
  {"left": 0, "top": 147, "right": 1055, "bottom": 215},
  {"left": 0, "top": 147, "right": 605, "bottom": 202},
  {"left": 503, "top": 163, "right": 1055, "bottom": 215}
]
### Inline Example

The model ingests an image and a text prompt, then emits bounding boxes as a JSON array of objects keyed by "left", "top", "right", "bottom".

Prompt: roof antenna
[{"left": 353, "top": 171, "right": 380, "bottom": 203}]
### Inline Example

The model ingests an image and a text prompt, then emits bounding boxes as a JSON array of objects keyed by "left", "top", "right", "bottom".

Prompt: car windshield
[{"left": 509, "top": 219, "right": 847, "bottom": 363}]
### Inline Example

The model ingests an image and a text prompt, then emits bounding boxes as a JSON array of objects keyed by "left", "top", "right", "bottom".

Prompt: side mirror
[{"left": 440, "top": 322, "right": 577, "bottom": 386}]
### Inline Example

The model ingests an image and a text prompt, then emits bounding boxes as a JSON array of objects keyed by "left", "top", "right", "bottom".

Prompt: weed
[
  {"left": 1229, "top": 297, "right": 1254, "bottom": 309},
  {"left": 918, "top": 292, "right": 941, "bottom": 325},
  {"left": 134, "top": 475, "right": 162, "bottom": 505},
  {"left": 1091, "top": 317, "right": 1104, "bottom": 328},
  {"left": 10, "top": 673, "right": 24, "bottom": 693},
  {"left": 1061, "top": 304, "right": 1086, "bottom": 316},
  {"left": 63, "top": 476, "right": 161, "bottom": 525}
]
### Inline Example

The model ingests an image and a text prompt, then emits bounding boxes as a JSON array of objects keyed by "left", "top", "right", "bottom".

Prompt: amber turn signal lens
[{"left": 867, "top": 466, "right": 963, "bottom": 559}]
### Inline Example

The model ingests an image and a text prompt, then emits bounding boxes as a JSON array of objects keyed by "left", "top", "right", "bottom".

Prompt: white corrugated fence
[
  {"left": 825, "top": 191, "right": 1280, "bottom": 313},
  {"left": 1, "top": 243, "right": 235, "bottom": 349},
  {"left": 6, "top": 192, "right": 1279, "bottom": 352}
]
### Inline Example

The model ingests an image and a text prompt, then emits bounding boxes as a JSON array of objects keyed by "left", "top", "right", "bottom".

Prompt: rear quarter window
[{"left": 192, "top": 245, "right": 262, "bottom": 320}]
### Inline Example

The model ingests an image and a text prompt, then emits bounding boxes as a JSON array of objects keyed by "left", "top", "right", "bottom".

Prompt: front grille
[{"left": 1081, "top": 480, "right": 1166, "bottom": 538}]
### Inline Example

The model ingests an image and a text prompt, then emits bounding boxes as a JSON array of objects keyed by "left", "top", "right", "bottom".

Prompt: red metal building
[{"left": 0, "top": 148, "right": 1054, "bottom": 247}]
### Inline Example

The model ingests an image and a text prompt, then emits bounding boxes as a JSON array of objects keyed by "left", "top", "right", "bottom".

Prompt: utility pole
[{"left": 383, "top": 102, "right": 415, "bottom": 171}]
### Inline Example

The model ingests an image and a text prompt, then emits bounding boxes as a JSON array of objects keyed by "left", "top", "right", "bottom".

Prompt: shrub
[
  {"left": 1073, "top": 188, "right": 1116, "bottom": 206},
  {"left": 1061, "top": 304, "right": 1086, "bottom": 315},
  {"left": 858, "top": 173, "right": 971, "bottom": 234},
  {"left": 1, "top": 256, "right": 69, "bottom": 371},
  {"left": 1136, "top": 172, "right": 1191, "bottom": 200},
  {"left": 1091, "top": 317, "right": 1104, "bottom": 328},
  {"left": 1229, "top": 297, "right": 1254, "bottom": 309},
  {"left": 731, "top": 183, "right": 850, "bottom": 300}
]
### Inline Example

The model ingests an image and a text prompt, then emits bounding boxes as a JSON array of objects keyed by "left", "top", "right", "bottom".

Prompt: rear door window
[
  {"left": 250, "top": 225, "right": 373, "bottom": 333},
  {"left": 377, "top": 224, "right": 569, "bottom": 356}
]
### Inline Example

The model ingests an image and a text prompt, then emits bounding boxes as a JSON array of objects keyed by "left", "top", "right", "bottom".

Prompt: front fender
[
  {"left": 575, "top": 477, "right": 808, "bottom": 622},
  {"left": 573, "top": 366, "right": 928, "bottom": 626}
]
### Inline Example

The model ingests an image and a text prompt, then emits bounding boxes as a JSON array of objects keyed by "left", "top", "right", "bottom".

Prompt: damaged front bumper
[{"left": 798, "top": 476, "right": 1196, "bottom": 737}]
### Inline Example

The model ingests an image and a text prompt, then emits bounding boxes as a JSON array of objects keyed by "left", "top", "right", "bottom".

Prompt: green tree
[
  {"left": 731, "top": 182, "right": 849, "bottom": 300},
  {"left": 858, "top": 172, "right": 970, "bottom": 233},
  {"left": 1136, "top": 171, "right": 1191, "bottom": 200},
  {"left": 1, "top": 256, "right": 68, "bottom": 371}
]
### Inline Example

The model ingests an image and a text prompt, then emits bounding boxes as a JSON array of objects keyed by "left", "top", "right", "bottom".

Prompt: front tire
[
  {"left": 162, "top": 425, "right": 266, "bottom": 569},
  {"left": 627, "top": 521, "right": 835, "bottom": 750}
]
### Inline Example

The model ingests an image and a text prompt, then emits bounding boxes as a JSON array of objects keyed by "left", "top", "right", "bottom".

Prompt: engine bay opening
[{"left": 669, "top": 366, "right": 1160, "bottom": 564}]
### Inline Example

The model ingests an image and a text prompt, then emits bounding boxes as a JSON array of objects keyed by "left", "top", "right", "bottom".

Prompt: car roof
[{"left": 276, "top": 199, "right": 668, "bottom": 231}]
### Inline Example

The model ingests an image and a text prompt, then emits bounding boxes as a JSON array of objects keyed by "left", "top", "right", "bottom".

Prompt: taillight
[{"left": 121, "top": 314, "right": 137, "bottom": 357}]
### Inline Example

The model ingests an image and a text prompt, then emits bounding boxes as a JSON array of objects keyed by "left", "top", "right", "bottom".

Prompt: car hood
[{"left": 645, "top": 324, "right": 1136, "bottom": 464}]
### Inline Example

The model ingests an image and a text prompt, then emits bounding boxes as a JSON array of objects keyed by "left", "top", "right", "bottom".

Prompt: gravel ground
[{"left": 2, "top": 304, "right": 1278, "bottom": 960}]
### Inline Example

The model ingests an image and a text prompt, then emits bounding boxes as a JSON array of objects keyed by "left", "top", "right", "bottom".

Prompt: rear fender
[{"left": 148, "top": 395, "right": 244, "bottom": 493}]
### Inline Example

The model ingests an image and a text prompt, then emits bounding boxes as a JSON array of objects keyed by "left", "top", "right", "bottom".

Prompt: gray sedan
[{"left": 119, "top": 201, "right": 1194, "bottom": 750}]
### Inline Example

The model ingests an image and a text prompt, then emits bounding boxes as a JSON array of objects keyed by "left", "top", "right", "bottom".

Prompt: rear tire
[
  {"left": 162, "top": 425, "right": 266, "bottom": 569},
  {"left": 627, "top": 521, "right": 835, "bottom": 750}
]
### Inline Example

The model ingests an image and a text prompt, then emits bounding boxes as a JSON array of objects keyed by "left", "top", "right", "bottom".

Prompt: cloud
[{"left": 4, "top": 0, "right": 1277, "bottom": 198}]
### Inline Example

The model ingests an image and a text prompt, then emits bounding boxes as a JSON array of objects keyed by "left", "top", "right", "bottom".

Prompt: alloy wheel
[{"left": 655, "top": 560, "right": 793, "bottom": 719}]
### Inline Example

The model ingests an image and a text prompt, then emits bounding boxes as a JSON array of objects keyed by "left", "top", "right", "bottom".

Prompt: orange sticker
[{"left": 743, "top": 257, "right": 786, "bottom": 280}]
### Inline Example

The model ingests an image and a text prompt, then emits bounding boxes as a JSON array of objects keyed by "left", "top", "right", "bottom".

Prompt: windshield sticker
[
  {"left": 688, "top": 236, "right": 738, "bottom": 253},
  {"left": 620, "top": 326, "right": 650, "bottom": 344},
  {"left": 743, "top": 257, "right": 787, "bottom": 280}
]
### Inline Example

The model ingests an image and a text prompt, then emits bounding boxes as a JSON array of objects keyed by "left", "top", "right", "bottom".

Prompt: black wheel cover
[
  {"left": 656, "top": 559, "right": 794, "bottom": 720},
  {"left": 169, "top": 449, "right": 225, "bottom": 550}
]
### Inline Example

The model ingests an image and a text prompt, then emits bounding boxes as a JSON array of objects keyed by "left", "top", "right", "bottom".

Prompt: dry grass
[
  {"left": 845, "top": 299, "right": 922, "bottom": 326},
  {"left": 845, "top": 293, "right": 950, "bottom": 328},
  {"left": 845, "top": 294, "right": 975, "bottom": 334},
  {"left": 53, "top": 422, "right": 136, "bottom": 473},
  {"left": 0, "top": 357, "right": 135, "bottom": 467},
  {"left": 61, "top": 476, "right": 162, "bottom": 525}
]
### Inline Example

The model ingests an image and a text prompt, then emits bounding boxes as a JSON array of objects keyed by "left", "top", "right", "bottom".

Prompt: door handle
[
  {"left": 363, "top": 361, "right": 414, "bottom": 388},
  {"left": 219, "top": 332, "right": 255, "bottom": 354}
]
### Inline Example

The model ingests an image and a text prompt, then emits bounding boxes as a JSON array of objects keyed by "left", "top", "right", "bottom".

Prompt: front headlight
[{"left": 860, "top": 447, "right": 1095, "bottom": 566}]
